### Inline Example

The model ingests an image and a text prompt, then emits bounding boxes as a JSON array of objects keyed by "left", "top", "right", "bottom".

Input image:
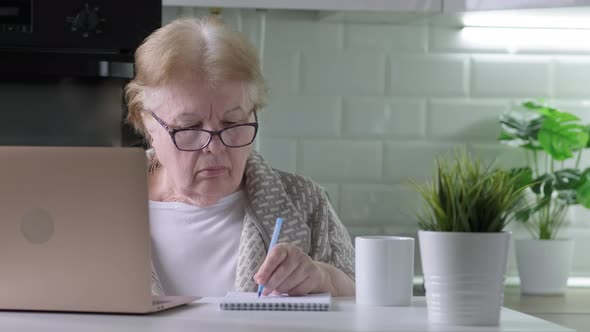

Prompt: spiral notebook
[{"left": 219, "top": 292, "right": 331, "bottom": 311}]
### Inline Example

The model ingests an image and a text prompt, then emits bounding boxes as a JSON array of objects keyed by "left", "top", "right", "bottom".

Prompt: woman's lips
[{"left": 198, "top": 167, "right": 227, "bottom": 178}]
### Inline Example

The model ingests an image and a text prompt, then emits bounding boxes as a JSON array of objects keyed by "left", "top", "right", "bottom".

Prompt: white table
[{"left": 0, "top": 297, "right": 574, "bottom": 332}]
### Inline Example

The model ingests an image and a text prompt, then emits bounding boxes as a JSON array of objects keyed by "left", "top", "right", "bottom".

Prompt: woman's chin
[{"left": 189, "top": 180, "right": 235, "bottom": 196}]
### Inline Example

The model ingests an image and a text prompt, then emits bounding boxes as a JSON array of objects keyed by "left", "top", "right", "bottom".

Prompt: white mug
[{"left": 355, "top": 236, "right": 414, "bottom": 306}]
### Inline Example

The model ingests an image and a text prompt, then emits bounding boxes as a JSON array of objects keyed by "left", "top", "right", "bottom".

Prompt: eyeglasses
[{"left": 148, "top": 110, "right": 259, "bottom": 151}]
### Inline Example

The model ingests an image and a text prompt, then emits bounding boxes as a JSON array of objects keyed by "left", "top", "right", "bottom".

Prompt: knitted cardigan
[{"left": 151, "top": 150, "right": 355, "bottom": 295}]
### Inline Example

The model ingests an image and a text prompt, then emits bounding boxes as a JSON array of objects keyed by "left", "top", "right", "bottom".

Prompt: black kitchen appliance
[{"left": 0, "top": 0, "right": 161, "bottom": 146}]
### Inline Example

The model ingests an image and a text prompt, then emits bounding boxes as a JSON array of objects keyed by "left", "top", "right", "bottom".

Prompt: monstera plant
[
  {"left": 500, "top": 101, "right": 590, "bottom": 239},
  {"left": 499, "top": 100, "right": 590, "bottom": 295}
]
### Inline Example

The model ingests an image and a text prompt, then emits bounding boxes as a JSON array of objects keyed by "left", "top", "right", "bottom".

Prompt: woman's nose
[{"left": 203, "top": 133, "right": 226, "bottom": 154}]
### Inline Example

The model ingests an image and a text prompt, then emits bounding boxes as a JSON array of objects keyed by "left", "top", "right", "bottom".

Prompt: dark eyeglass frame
[{"left": 148, "top": 110, "right": 259, "bottom": 151}]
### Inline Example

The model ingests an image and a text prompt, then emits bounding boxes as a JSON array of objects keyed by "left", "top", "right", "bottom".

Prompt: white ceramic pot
[
  {"left": 515, "top": 239, "right": 574, "bottom": 295},
  {"left": 418, "top": 231, "right": 510, "bottom": 326}
]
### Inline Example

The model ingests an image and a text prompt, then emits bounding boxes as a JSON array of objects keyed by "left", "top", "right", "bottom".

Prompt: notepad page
[{"left": 219, "top": 292, "right": 331, "bottom": 311}]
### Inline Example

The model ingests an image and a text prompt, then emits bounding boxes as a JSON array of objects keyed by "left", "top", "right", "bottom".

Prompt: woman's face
[{"left": 144, "top": 79, "right": 255, "bottom": 203}]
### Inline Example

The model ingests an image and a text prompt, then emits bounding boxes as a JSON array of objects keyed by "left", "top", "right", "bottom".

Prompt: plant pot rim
[
  {"left": 515, "top": 238, "right": 574, "bottom": 242},
  {"left": 418, "top": 230, "right": 510, "bottom": 235},
  {"left": 355, "top": 235, "right": 414, "bottom": 242}
]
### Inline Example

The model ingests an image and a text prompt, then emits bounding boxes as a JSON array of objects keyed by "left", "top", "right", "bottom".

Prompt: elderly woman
[{"left": 125, "top": 16, "right": 354, "bottom": 297}]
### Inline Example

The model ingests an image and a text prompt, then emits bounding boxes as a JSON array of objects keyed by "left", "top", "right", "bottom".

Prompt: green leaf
[
  {"left": 522, "top": 101, "right": 544, "bottom": 111},
  {"left": 576, "top": 181, "right": 590, "bottom": 208},
  {"left": 535, "top": 107, "right": 581, "bottom": 122},
  {"left": 538, "top": 116, "right": 588, "bottom": 161},
  {"left": 530, "top": 169, "right": 586, "bottom": 199},
  {"left": 509, "top": 167, "right": 533, "bottom": 189},
  {"left": 498, "top": 131, "right": 522, "bottom": 145},
  {"left": 515, "top": 207, "right": 532, "bottom": 223},
  {"left": 557, "top": 190, "right": 578, "bottom": 205},
  {"left": 531, "top": 174, "right": 554, "bottom": 198},
  {"left": 574, "top": 168, "right": 590, "bottom": 208},
  {"left": 553, "top": 169, "right": 584, "bottom": 190},
  {"left": 515, "top": 198, "right": 551, "bottom": 223},
  {"left": 499, "top": 112, "right": 543, "bottom": 147},
  {"left": 499, "top": 134, "right": 542, "bottom": 150}
]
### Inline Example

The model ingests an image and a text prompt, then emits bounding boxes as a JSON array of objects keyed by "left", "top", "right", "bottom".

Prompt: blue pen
[{"left": 257, "top": 217, "right": 283, "bottom": 297}]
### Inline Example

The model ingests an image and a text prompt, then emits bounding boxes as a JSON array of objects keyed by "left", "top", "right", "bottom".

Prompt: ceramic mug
[{"left": 355, "top": 236, "right": 414, "bottom": 306}]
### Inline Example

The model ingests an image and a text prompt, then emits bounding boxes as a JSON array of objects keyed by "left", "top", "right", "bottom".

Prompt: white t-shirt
[{"left": 149, "top": 191, "right": 245, "bottom": 297}]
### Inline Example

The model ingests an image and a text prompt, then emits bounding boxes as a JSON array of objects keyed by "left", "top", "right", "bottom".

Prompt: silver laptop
[{"left": 0, "top": 146, "right": 197, "bottom": 313}]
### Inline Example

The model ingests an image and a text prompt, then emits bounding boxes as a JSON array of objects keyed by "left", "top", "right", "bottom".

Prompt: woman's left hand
[{"left": 254, "top": 243, "right": 328, "bottom": 296}]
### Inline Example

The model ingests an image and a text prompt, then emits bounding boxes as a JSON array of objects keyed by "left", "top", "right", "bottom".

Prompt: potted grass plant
[
  {"left": 499, "top": 101, "right": 590, "bottom": 295},
  {"left": 414, "top": 148, "right": 526, "bottom": 326}
]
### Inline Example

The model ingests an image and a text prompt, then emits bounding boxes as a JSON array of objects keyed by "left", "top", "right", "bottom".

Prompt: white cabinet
[
  {"left": 163, "top": 0, "right": 590, "bottom": 12},
  {"left": 162, "top": 0, "right": 442, "bottom": 12},
  {"left": 164, "top": 0, "right": 590, "bottom": 13},
  {"left": 444, "top": 0, "right": 590, "bottom": 12}
]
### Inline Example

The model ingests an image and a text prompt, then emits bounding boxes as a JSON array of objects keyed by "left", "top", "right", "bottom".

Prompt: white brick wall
[
  {"left": 301, "top": 140, "right": 382, "bottom": 180},
  {"left": 391, "top": 55, "right": 469, "bottom": 96},
  {"left": 263, "top": 50, "right": 300, "bottom": 95},
  {"left": 261, "top": 96, "right": 341, "bottom": 137},
  {"left": 555, "top": 58, "right": 590, "bottom": 97},
  {"left": 266, "top": 12, "right": 344, "bottom": 50},
  {"left": 346, "top": 24, "right": 428, "bottom": 52},
  {"left": 427, "top": 99, "right": 508, "bottom": 140},
  {"left": 301, "top": 51, "right": 387, "bottom": 95},
  {"left": 342, "top": 98, "right": 426, "bottom": 138},
  {"left": 163, "top": 8, "right": 590, "bottom": 276},
  {"left": 471, "top": 56, "right": 551, "bottom": 97}
]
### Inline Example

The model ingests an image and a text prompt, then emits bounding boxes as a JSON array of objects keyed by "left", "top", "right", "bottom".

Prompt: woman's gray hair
[{"left": 125, "top": 15, "right": 268, "bottom": 159}]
